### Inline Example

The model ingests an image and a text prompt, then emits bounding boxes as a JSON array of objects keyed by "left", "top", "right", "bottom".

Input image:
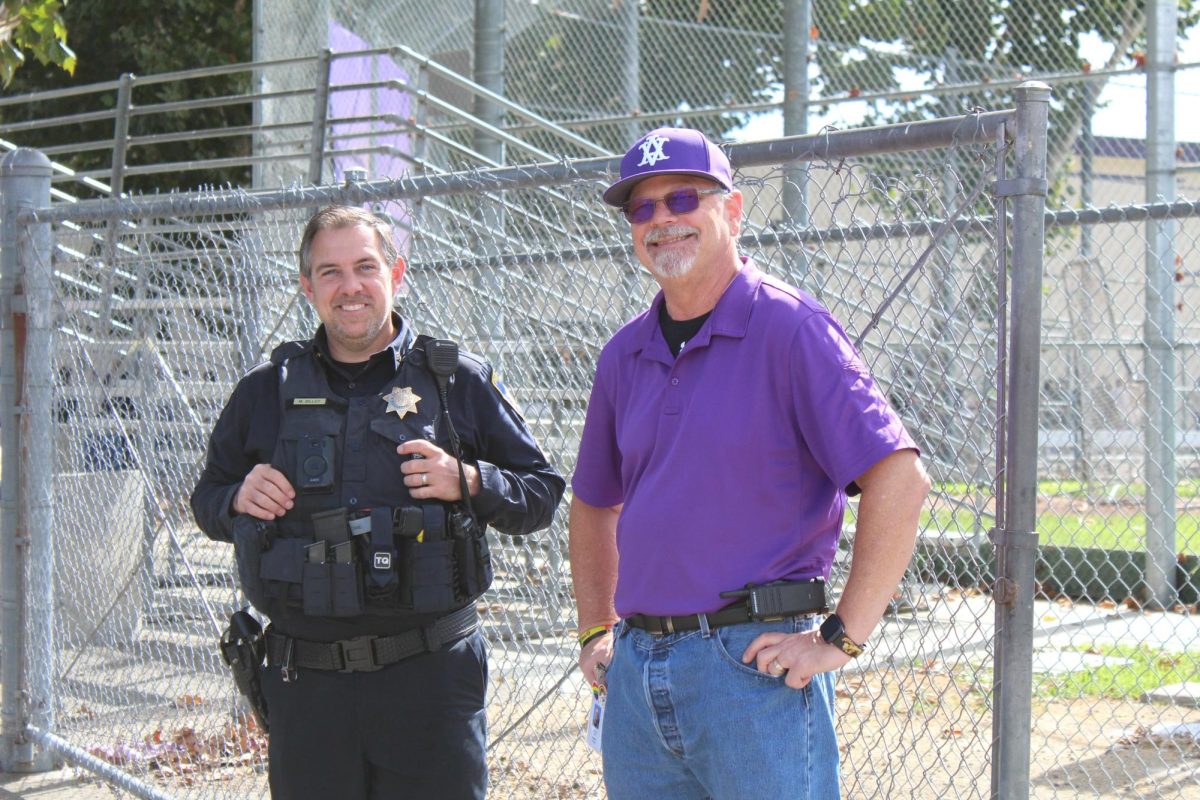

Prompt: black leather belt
[
  {"left": 266, "top": 604, "right": 477, "bottom": 673},
  {"left": 625, "top": 605, "right": 754, "bottom": 636},
  {"left": 626, "top": 596, "right": 825, "bottom": 636}
]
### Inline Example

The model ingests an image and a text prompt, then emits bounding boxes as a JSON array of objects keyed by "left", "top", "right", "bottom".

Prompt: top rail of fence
[{"left": 22, "top": 108, "right": 1014, "bottom": 226}]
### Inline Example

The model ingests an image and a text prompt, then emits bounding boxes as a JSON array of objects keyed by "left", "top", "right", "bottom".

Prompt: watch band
[{"left": 819, "top": 612, "right": 866, "bottom": 658}]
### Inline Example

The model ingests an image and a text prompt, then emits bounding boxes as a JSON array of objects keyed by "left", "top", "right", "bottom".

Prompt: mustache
[{"left": 644, "top": 225, "right": 699, "bottom": 245}]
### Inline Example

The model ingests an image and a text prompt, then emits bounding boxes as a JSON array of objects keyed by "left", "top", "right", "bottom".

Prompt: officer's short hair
[{"left": 298, "top": 206, "right": 399, "bottom": 278}]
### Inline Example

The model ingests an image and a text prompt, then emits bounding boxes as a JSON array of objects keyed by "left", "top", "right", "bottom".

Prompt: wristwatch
[{"left": 819, "top": 613, "right": 866, "bottom": 658}]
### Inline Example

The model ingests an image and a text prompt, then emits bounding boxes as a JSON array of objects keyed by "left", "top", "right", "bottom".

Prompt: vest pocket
[
  {"left": 450, "top": 512, "right": 494, "bottom": 600},
  {"left": 402, "top": 539, "right": 458, "bottom": 613},
  {"left": 331, "top": 562, "right": 364, "bottom": 616},
  {"left": 232, "top": 516, "right": 271, "bottom": 611},
  {"left": 259, "top": 537, "right": 307, "bottom": 606},
  {"left": 368, "top": 416, "right": 436, "bottom": 446},
  {"left": 301, "top": 561, "right": 332, "bottom": 616}
]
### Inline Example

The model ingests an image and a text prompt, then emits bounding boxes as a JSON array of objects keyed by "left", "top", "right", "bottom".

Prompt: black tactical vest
[{"left": 231, "top": 335, "right": 493, "bottom": 621}]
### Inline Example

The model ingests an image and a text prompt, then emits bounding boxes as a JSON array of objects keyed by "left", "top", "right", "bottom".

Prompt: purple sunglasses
[{"left": 621, "top": 187, "right": 726, "bottom": 224}]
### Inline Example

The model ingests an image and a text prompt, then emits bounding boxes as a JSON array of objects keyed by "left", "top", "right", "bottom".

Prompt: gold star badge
[{"left": 383, "top": 386, "right": 421, "bottom": 419}]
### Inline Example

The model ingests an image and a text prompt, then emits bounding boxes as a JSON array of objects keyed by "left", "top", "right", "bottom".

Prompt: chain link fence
[
  {"left": 0, "top": 1, "right": 1190, "bottom": 211},
  {"left": 321, "top": 0, "right": 1197, "bottom": 187},
  {"left": 0, "top": 2, "right": 1194, "bottom": 799},
  {"left": 1023, "top": 199, "right": 1200, "bottom": 799},
  {"left": 1, "top": 98, "right": 1057, "bottom": 798}
]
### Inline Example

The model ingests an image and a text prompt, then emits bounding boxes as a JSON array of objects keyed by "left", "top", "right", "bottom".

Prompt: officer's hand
[
  {"left": 741, "top": 628, "right": 851, "bottom": 691},
  {"left": 233, "top": 464, "right": 295, "bottom": 520},
  {"left": 579, "top": 631, "right": 614, "bottom": 686},
  {"left": 398, "top": 439, "right": 481, "bottom": 502}
]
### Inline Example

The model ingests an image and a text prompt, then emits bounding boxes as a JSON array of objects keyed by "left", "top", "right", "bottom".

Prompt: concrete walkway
[{"left": 0, "top": 768, "right": 119, "bottom": 799}]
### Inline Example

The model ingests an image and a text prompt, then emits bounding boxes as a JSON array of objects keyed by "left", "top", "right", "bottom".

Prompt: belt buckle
[{"left": 338, "top": 636, "right": 381, "bottom": 672}]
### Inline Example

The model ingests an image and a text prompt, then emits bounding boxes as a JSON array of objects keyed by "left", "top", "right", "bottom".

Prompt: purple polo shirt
[{"left": 572, "top": 260, "right": 917, "bottom": 617}]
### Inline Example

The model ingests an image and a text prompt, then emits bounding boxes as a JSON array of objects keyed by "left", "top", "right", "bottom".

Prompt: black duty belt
[
  {"left": 266, "top": 604, "right": 477, "bottom": 674},
  {"left": 625, "top": 582, "right": 827, "bottom": 636}
]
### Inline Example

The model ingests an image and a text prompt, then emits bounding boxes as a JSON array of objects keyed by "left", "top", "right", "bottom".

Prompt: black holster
[{"left": 219, "top": 609, "right": 269, "bottom": 732}]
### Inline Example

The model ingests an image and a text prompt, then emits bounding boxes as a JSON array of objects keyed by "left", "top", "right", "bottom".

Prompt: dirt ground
[
  {"left": 835, "top": 670, "right": 1200, "bottom": 800},
  {"left": 5, "top": 659, "right": 1198, "bottom": 800}
]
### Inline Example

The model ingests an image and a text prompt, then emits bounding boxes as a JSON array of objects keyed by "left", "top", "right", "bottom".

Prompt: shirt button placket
[{"left": 663, "top": 372, "right": 682, "bottom": 416}]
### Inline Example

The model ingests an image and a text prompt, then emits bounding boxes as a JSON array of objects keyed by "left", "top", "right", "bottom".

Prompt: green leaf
[{"left": 0, "top": 41, "right": 23, "bottom": 87}]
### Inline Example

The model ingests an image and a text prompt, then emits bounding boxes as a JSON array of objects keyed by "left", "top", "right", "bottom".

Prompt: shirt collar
[
  {"left": 313, "top": 312, "right": 416, "bottom": 370},
  {"left": 633, "top": 257, "right": 762, "bottom": 360}
]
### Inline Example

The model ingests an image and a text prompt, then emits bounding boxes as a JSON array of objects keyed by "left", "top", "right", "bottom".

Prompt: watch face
[
  {"left": 821, "top": 614, "right": 864, "bottom": 657},
  {"left": 819, "top": 614, "right": 844, "bottom": 644}
]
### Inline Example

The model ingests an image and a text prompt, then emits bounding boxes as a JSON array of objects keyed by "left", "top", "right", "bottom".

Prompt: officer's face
[
  {"left": 627, "top": 175, "right": 742, "bottom": 284},
  {"left": 300, "top": 224, "right": 405, "bottom": 362}
]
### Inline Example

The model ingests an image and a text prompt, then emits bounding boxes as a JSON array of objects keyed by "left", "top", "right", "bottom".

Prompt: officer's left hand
[
  {"left": 398, "top": 439, "right": 481, "bottom": 502},
  {"left": 741, "top": 628, "right": 852, "bottom": 690}
]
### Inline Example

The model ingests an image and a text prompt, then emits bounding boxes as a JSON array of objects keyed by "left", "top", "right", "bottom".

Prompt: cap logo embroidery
[{"left": 637, "top": 135, "right": 670, "bottom": 167}]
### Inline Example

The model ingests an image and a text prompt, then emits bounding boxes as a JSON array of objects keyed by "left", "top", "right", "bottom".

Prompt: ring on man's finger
[{"left": 768, "top": 659, "right": 786, "bottom": 676}]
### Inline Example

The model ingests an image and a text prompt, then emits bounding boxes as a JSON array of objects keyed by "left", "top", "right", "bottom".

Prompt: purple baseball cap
[{"left": 602, "top": 127, "right": 733, "bottom": 207}]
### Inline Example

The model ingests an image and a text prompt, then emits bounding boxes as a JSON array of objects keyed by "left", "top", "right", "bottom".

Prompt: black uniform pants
[{"left": 260, "top": 629, "right": 488, "bottom": 799}]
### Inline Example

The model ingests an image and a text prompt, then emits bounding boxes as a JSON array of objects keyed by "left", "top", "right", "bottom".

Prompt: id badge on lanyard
[{"left": 585, "top": 662, "right": 607, "bottom": 752}]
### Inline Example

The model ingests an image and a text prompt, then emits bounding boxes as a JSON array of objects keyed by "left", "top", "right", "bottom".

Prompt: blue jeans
[{"left": 602, "top": 616, "right": 839, "bottom": 800}]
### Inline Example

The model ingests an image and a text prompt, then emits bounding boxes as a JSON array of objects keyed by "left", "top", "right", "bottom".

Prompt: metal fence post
[
  {"left": 472, "top": 0, "right": 508, "bottom": 347},
  {"left": 251, "top": 0, "right": 267, "bottom": 189},
  {"left": 111, "top": 73, "right": 134, "bottom": 197},
  {"left": 1143, "top": 0, "right": 1178, "bottom": 609},
  {"left": 621, "top": 0, "right": 640, "bottom": 146},
  {"left": 473, "top": 0, "right": 506, "bottom": 165},
  {"left": 0, "top": 148, "right": 55, "bottom": 772},
  {"left": 309, "top": 49, "right": 332, "bottom": 185},
  {"left": 781, "top": 0, "right": 811, "bottom": 281},
  {"left": 991, "top": 81, "right": 1050, "bottom": 800}
]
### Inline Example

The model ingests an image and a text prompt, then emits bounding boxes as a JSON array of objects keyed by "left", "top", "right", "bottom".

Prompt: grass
[
  {"left": 1034, "top": 644, "right": 1200, "bottom": 701},
  {"left": 1038, "top": 512, "right": 1200, "bottom": 552},
  {"left": 918, "top": 480, "right": 1200, "bottom": 554},
  {"left": 933, "top": 479, "right": 1200, "bottom": 501}
]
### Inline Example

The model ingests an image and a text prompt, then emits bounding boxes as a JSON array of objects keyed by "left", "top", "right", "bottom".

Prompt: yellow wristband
[{"left": 577, "top": 624, "right": 613, "bottom": 647}]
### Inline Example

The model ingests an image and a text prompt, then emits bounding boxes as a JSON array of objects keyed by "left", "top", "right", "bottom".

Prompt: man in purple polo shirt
[{"left": 569, "top": 127, "right": 931, "bottom": 799}]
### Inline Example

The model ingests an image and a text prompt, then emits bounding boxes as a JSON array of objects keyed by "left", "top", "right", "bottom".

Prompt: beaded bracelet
[{"left": 577, "top": 624, "right": 613, "bottom": 648}]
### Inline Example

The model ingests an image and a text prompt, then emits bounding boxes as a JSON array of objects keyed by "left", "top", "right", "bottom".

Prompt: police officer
[{"left": 191, "top": 205, "right": 565, "bottom": 799}]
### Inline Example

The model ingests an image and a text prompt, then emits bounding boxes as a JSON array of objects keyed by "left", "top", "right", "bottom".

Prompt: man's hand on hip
[{"left": 742, "top": 628, "right": 851, "bottom": 690}]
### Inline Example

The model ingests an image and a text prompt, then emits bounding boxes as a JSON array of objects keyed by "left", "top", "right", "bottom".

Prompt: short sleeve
[
  {"left": 788, "top": 312, "right": 916, "bottom": 489},
  {"left": 571, "top": 350, "right": 623, "bottom": 508}
]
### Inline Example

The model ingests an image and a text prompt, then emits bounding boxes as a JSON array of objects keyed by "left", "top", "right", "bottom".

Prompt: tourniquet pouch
[
  {"left": 232, "top": 516, "right": 271, "bottom": 610},
  {"left": 259, "top": 537, "right": 307, "bottom": 606},
  {"left": 403, "top": 539, "right": 457, "bottom": 613},
  {"left": 362, "top": 506, "right": 399, "bottom": 608},
  {"left": 363, "top": 571, "right": 401, "bottom": 607}
]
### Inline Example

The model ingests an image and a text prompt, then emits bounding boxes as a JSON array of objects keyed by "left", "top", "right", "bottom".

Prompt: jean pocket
[{"left": 710, "top": 620, "right": 795, "bottom": 681}]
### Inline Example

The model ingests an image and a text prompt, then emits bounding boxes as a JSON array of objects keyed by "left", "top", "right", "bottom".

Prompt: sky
[
  {"left": 736, "top": 26, "right": 1200, "bottom": 144},
  {"left": 1083, "top": 27, "right": 1200, "bottom": 141}
]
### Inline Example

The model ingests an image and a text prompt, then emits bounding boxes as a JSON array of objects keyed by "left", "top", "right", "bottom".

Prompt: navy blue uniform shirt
[{"left": 190, "top": 315, "right": 565, "bottom": 638}]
